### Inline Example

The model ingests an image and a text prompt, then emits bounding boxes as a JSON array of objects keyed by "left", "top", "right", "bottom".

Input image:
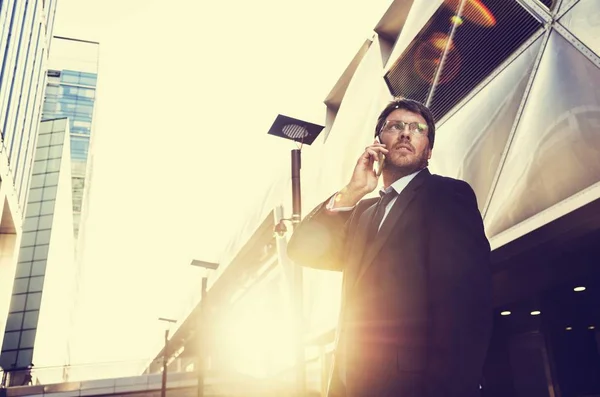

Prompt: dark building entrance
[{"left": 484, "top": 199, "right": 600, "bottom": 397}]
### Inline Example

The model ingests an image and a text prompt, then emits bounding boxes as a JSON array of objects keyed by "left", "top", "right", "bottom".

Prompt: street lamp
[
  {"left": 267, "top": 114, "right": 324, "bottom": 396},
  {"left": 189, "top": 259, "right": 220, "bottom": 397},
  {"left": 158, "top": 317, "right": 177, "bottom": 397}
]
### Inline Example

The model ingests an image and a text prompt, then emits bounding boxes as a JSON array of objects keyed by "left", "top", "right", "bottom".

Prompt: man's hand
[{"left": 333, "top": 139, "right": 388, "bottom": 208}]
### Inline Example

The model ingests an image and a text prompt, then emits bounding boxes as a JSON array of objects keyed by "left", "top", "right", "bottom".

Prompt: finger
[
  {"left": 373, "top": 139, "right": 387, "bottom": 148},
  {"left": 367, "top": 145, "right": 389, "bottom": 154},
  {"left": 365, "top": 148, "right": 380, "bottom": 162}
]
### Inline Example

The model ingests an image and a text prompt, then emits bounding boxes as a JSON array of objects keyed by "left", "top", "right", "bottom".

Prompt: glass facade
[
  {"left": 0, "top": 0, "right": 57, "bottom": 212},
  {"left": 384, "top": 0, "right": 542, "bottom": 121},
  {"left": 0, "top": 119, "right": 69, "bottom": 373},
  {"left": 559, "top": 0, "right": 600, "bottom": 57},
  {"left": 484, "top": 30, "right": 600, "bottom": 237},
  {"left": 40, "top": 37, "right": 100, "bottom": 240},
  {"left": 0, "top": 0, "right": 58, "bottom": 378},
  {"left": 430, "top": 36, "right": 543, "bottom": 212}
]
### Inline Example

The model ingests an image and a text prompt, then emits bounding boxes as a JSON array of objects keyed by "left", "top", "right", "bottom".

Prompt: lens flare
[
  {"left": 414, "top": 33, "right": 461, "bottom": 85},
  {"left": 430, "top": 32, "right": 456, "bottom": 51},
  {"left": 450, "top": 15, "right": 464, "bottom": 26},
  {"left": 444, "top": 0, "right": 496, "bottom": 27}
]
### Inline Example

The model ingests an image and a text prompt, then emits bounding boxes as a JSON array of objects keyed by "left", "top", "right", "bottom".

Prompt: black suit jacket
[{"left": 287, "top": 169, "right": 492, "bottom": 397}]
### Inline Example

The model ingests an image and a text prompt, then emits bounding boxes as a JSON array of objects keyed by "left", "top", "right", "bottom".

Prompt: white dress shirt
[{"left": 327, "top": 169, "right": 423, "bottom": 230}]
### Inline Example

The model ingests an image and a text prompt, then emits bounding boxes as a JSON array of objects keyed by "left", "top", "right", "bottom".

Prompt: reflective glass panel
[
  {"left": 25, "top": 292, "right": 42, "bottom": 311},
  {"left": 2, "top": 331, "right": 20, "bottom": 350},
  {"left": 32, "top": 160, "right": 47, "bottom": 175},
  {"left": 45, "top": 172, "right": 59, "bottom": 186},
  {"left": 45, "top": 158, "right": 61, "bottom": 172},
  {"left": 48, "top": 144, "right": 63, "bottom": 159},
  {"left": 39, "top": 121, "right": 54, "bottom": 134},
  {"left": 31, "top": 261, "right": 47, "bottom": 277},
  {"left": 29, "top": 174, "right": 45, "bottom": 188},
  {"left": 18, "top": 330, "right": 36, "bottom": 349},
  {"left": 559, "top": 0, "right": 580, "bottom": 14},
  {"left": 35, "top": 146, "right": 49, "bottom": 160},
  {"left": 38, "top": 214, "right": 53, "bottom": 229},
  {"left": 14, "top": 262, "right": 32, "bottom": 278},
  {"left": 18, "top": 247, "right": 34, "bottom": 262},
  {"left": 12, "top": 279, "right": 29, "bottom": 294},
  {"left": 35, "top": 229, "right": 51, "bottom": 245},
  {"left": 42, "top": 186, "right": 58, "bottom": 201},
  {"left": 25, "top": 202, "right": 41, "bottom": 217},
  {"left": 387, "top": 0, "right": 445, "bottom": 68},
  {"left": 22, "top": 217, "right": 38, "bottom": 232},
  {"left": 28, "top": 276, "right": 44, "bottom": 292},
  {"left": 40, "top": 201, "right": 56, "bottom": 215},
  {"left": 428, "top": 1, "right": 542, "bottom": 119},
  {"left": 385, "top": 1, "right": 459, "bottom": 104},
  {"left": 430, "top": 36, "right": 542, "bottom": 211},
  {"left": 21, "top": 231, "right": 37, "bottom": 247},
  {"left": 36, "top": 133, "right": 50, "bottom": 147},
  {"left": 28, "top": 188, "right": 43, "bottom": 202},
  {"left": 0, "top": 351, "right": 17, "bottom": 369},
  {"left": 16, "top": 348, "right": 33, "bottom": 367},
  {"left": 9, "top": 295, "right": 26, "bottom": 313},
  {"left": 485, "top": 31, "right": 600, "bottom": 237},
  {"left": 33, "top": 245, "right": 49, "bottom": 261},
  {"left": 386, "top": 0, "right": 542, "bottom": 120},
  {"left": 22, "top": 311, "right": 39, "bottom": 329},
  {"left": 559, "top": 0, "right": 600, "bottom": 57},
  {"left": 50, "top": 132, "right": 64, "bottom": 146},
  {"left": 5, "top": 312, "right": 24, "bottom": 332}
]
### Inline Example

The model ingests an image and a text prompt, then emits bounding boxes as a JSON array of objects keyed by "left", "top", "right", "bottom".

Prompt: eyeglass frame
[{"left": 379, "top": 119, "right": 429, "bottom": 137}]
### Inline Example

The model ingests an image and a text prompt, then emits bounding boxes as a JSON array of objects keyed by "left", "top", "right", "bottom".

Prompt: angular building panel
[
  {"left": 429, "top": 35, "right": 543, "bottom": 212},
  {"left": 559, "top": 0, "right": 600, "bottom": 57},
  {"left": 485, "top": 30, "right": 600, "bottom": 237}
]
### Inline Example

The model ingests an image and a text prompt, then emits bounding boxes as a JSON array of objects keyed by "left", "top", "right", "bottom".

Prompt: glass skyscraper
[
  {"left": 40, "top": 36, "right": 100, "bottom": 240},
  {"left": 0, "top": 0, "right": 58, "bottom": 365},
  {"left": 0, "top": 118, "right": 77, "bottom": 386},
  {"left": 1, "top": 36, "right": 99, "bottom": 385}
]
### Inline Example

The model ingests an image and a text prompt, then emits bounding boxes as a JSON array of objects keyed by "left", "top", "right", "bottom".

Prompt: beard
[{"left": 384, "top": 146, "right": 429, "bottom": 180}]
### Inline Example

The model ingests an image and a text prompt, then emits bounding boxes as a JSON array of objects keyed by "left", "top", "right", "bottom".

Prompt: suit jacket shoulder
[{"left": 426, "top": 173, "right": 481, "bottom": 209}]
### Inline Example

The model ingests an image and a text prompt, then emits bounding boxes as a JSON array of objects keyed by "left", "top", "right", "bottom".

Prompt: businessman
[{"left": 287, "top": 98, "right": 492, "bottom": 397}]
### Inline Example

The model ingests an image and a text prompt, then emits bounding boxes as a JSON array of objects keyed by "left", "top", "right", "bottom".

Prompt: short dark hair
[{"left": 375, "top": 97, "right": 436, "bottom": 149}]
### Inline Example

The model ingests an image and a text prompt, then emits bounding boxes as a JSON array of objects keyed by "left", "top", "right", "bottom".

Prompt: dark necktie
[{"left": 368, "top": 188, "right": 398, "bottom": 239}]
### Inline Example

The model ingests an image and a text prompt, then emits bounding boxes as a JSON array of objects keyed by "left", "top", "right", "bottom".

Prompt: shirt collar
[{"left": 380, "top": 168, "right": 425, "bottom": 197}]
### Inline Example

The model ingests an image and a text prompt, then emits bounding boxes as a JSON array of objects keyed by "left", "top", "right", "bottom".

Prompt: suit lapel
[
  {"left": 347, "top": 203, "right": 376, "bottom": 273},
  {"left": 339, "top": 200, "right": 377, "bottom": 313},
  {"left": 353, "top": 169, "right": 431, "bottom": 287}
]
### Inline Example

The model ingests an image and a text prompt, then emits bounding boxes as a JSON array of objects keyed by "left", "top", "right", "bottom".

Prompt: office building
[
  {"left": 0, "top": 0, "right": 58, "bottom": 357},
  {"left": 0, "top": 119, "right": 76, "bottom": 386},
  {"left": 0, "top": 35, "right": 99, "bottom": 385},
  {"left": 41, "top": 36, "right": 100, "bottom": 240},
  {"left": 153, "top": 1, "right": 600, "bottom": 396}
]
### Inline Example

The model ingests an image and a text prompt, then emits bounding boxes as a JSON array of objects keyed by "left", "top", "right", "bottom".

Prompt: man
[{"left": 287, "top": 98, "right": 492, "bottom": 397}]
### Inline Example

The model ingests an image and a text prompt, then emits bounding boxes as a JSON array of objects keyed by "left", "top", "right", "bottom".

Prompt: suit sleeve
[
  {"left": 425, "top": 180, "right": 493, "bottom": 397},
  {"left": 286, "top": 196, "right": 354, "bottom": 272}
]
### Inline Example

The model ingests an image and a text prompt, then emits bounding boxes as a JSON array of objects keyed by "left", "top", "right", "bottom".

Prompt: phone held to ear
[{"left": 374, "top": 136, "right": 385, "bottom": 177}]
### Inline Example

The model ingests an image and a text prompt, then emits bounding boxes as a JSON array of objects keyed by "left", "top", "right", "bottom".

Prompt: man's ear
[{"left": 427, "top": 147, "right": 432, "bottom": 160}]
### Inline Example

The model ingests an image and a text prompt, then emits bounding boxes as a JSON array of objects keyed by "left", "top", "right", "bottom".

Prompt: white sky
[{"left": 51, "top": 0, "right": 393, "bottom": 368}]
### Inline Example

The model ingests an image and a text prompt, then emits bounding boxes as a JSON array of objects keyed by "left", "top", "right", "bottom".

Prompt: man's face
[{"left": 379, "top": 108, "right": 432, "bottom": 173}]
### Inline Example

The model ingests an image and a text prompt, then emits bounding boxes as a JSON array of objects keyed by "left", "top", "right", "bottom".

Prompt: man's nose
[{"left": 399, "top": 130, "right": 411, "bottom": 141}]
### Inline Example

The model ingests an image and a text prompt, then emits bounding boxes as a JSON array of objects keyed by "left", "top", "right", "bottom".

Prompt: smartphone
[{"left": 374, "top": 136, "right": 385, "bottom": 177}]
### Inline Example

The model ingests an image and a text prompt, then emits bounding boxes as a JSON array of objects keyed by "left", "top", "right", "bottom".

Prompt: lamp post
[
  {"left": 267, "top": 115, "right": 324, "bottom": 396},
  {"left": 158, "top": 317, "right": 177, "bottom": 397},
  {"left": 190, "top": 259, "right": 220, "bottom": 397}
]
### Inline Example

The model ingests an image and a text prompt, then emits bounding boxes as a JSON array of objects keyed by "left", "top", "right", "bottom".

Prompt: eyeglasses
[{"left": 380, "top": 120, "right": 428, "bottom": 136}]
